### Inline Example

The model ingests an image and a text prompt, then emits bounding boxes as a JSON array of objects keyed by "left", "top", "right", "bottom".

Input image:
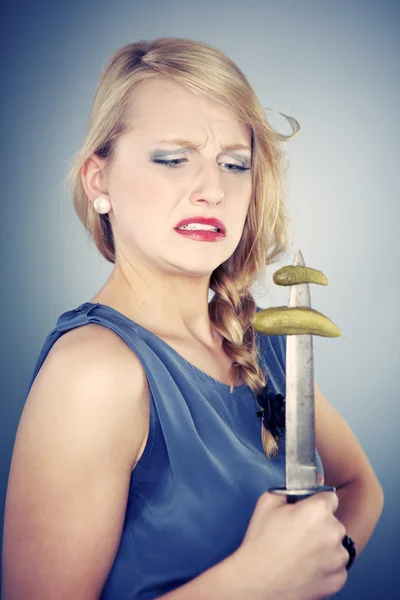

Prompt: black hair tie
[{"left": 255, "top": 387, "right": 286, "bottom": 439}]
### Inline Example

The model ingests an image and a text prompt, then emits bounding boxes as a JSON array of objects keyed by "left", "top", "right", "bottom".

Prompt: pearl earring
[{"left": 93, "top": 196, "right": 111, "bottom": 214}]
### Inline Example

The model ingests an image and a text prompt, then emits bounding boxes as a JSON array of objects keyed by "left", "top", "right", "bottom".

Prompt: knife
[{"left": 269, "top": 249, "right": 335, "bottom": 503}]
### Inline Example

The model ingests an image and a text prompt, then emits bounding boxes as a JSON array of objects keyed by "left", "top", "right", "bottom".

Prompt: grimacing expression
[{"left": 105, "top": 77, "right": 253, "bottom": 277}]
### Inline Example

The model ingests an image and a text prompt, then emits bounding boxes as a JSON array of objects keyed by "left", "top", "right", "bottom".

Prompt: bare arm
[
  {"left": 315, "top": 380, "right": 384, "bottom": 554},
  {"left": 2, "top": 324, "right": 150, "bottom": 600}
]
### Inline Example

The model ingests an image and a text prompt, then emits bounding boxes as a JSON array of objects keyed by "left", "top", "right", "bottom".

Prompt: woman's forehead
[{"left": 124, "top": 77, "right": 250, "bottom": 143}]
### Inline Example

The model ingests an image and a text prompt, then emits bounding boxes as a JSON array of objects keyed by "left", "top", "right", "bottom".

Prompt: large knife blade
[{"left": 269, "top": 249, "right": 335, "bottom": 503}]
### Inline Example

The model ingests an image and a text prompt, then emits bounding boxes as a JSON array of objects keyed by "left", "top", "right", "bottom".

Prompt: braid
[{"left": 209, "top": 268, "right": 279, "bottom": 457}]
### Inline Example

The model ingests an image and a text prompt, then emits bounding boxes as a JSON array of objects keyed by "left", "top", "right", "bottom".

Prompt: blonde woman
[{"left": 2, "top": 38, "right": 383, "bottom": 600}]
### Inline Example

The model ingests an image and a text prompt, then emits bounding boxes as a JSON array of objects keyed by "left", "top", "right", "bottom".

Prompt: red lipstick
[
  {"left": 174, "top": 217, "right": 226, "bottom": 242},
  {"left": 175, "top": 217, "right": 226, "bottom": 233}
]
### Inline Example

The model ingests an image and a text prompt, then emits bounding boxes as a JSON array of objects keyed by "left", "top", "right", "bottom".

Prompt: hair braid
[{"left": 209, "top": 268, "right": 279, "bottom": 457}]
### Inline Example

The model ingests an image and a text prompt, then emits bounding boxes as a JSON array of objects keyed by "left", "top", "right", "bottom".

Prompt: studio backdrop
[{"left": 1, "top": 1, "right": 398, "bottom": 598}]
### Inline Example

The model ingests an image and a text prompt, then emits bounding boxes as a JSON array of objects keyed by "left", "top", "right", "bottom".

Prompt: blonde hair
[{"left": 67, "top": 37, "right": 300, "bottom": 457}]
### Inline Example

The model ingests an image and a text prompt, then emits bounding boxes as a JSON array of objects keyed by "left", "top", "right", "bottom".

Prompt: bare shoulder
[
  {"left": 49, "top": 321, "right": 147, "bottom": 387},
  {"left": 29, "top": 322, "right": 150, "bottom": 469},
  {"left": 55, "top": 323, "right": 145, "bottom": 420},
  {"left": 2, "top": 323, "right": 149, "bottom": 600}
]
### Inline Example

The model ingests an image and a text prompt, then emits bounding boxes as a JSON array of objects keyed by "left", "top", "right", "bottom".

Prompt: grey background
[{"left": 1, "top": 0, "right": 399, "bottom": 598}]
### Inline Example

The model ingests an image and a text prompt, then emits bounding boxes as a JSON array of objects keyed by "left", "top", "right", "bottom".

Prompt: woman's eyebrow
[{"left": 155, "top": 138, "right": 251, "bottom": 153}]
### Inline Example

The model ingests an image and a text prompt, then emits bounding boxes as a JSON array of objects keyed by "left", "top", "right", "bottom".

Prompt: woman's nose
[{"left": 190, "top": 163, "right": 225, "bottom": 207}]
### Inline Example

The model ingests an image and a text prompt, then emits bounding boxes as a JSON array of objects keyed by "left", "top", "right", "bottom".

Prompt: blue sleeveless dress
[{"left": 27, "top": 302, "right": 324, "bottom": 600}]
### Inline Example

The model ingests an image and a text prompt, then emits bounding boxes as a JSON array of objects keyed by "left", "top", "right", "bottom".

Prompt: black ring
[{"left": 342, "top": 535, "right": 356, "bottom": 570}]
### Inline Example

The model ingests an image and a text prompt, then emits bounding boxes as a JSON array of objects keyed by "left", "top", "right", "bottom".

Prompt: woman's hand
[{"left": 228, "top": 490, "right": 349, "bottom": 600}]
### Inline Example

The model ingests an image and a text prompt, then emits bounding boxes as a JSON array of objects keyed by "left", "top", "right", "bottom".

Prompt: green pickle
[
  {"left": 252, "top": 306, "right": 341, "bottom": 337},
  {"left": 273, "top": 265, "right": 328, "bottom": 287}
]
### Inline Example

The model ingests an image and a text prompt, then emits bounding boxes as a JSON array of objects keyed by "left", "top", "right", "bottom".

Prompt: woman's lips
[
  {"left": 174, "top": 217, "right": 226, "bottom": 234},
  {"left": 174, "top": 229, "right": 226, "bottom": 242}
]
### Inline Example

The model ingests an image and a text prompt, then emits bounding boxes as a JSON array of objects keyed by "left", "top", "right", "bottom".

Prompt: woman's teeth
[{"left": 177, "top": 224, "right": 219, "bottom": 232}]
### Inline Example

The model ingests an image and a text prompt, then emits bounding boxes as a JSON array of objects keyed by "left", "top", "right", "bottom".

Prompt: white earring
[{"left": 93, "top": 196, "right": 111, "bottom": 214}]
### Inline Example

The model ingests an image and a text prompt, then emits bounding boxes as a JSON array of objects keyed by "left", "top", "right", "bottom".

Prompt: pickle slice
[
  {"left": 252, "top": 306, "right": 341, "bottom": 337},
  {"left": 273, "top": 265, "right": 328, "bottom": 287}
]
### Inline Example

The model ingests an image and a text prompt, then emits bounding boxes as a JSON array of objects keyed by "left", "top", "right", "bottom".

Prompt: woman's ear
[{"left": 81, "top": 154, "right": 109, "bottom": 204}]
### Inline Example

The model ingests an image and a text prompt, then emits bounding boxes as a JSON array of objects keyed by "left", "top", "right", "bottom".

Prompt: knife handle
[{"left": 268, "top": 485, "right": 336, "bottom": 504}]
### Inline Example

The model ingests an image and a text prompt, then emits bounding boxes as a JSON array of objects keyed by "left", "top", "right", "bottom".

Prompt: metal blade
[{"left": 285, "top": 249, "right": 318, "bottom": 490}]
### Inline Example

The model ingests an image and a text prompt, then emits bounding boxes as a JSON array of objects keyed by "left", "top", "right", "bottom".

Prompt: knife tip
[{"left": 293, "top": 248, "right": 305, "bottom": 266}]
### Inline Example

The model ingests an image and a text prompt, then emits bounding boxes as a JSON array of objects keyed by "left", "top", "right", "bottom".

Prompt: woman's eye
[
  {"left": 153, "top": 158, "right": 187, "bottom": 168},
  {"left": 221, "top": 163, "right": 251, "bottom": 174},
  {"left": 152, "top": 158, "right": 251, "bottom": 173}
]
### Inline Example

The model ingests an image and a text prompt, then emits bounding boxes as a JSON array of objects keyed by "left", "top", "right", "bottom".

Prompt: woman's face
[{"left": 104, "top": 77, "right": 253, "bottom": 277}]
